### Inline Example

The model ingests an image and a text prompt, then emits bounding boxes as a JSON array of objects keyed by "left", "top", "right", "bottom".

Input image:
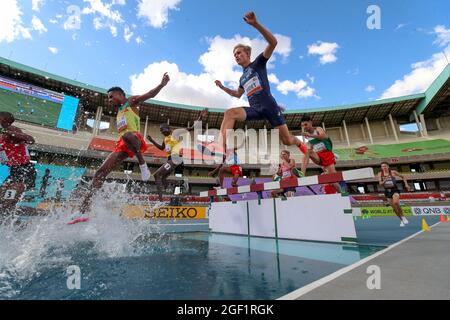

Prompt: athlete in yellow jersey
[
  {"left": 148, "top": 109, "right": 208, "bottom": 202},
  {"left": 76, "top": 73, "right": 170, "bottom": 216}
]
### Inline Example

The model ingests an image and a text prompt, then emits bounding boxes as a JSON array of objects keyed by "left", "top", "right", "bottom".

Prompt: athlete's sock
[
  {"left": 298, "top": 142, "right": 308, "bottom": 155},
  {"left": 140, "top": 164, "right": 151, "bottom": 181}
]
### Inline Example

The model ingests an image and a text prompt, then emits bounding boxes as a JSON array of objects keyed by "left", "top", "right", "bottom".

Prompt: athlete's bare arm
[
  {"left": 392, "top": 170, "right": 412, "bottom": 191},
  {"left": 4, "top": 126, "right": 35, "bottom": 144},
  {"left": 129, "top": 73, "right": 170, "bottom": 109},
  {"left": 147, "top": 134, "right": 165, "bottom": 151},
  {"left": 244, "top": 11, "right": 278, "bottom": 59},
  {"left": 187, "top": 109, "right": 209, "bottom": 131},
  {"left": 377, "top": 172, "right": 384, "bottom": 186},
  {"left": 215, "top": 80, "right": 245, "bottom": 98}
]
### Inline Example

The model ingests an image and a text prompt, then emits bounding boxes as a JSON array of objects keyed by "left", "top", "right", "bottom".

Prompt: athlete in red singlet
[{"left": 0, "top": 112, "right": 36, "bottom": 213}]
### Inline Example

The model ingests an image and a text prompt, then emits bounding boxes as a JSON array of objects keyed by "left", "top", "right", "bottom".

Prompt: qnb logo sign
[{"left": 414, "top": 207, "right": 448, "bottom": 215}]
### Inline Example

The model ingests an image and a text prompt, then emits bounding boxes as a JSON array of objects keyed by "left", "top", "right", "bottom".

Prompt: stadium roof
[{"left": 1, "top": 56, "right": 449, "bottom": 130}]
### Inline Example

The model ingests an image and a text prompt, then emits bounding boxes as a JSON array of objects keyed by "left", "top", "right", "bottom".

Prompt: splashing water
[{"left": 0, "top": 182, "right": 168, "bottom": 299}]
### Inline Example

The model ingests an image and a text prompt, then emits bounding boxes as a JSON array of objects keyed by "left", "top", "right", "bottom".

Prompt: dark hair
[
  {"left": 0, "top": 112, "right": 14, "bottom": 124},
  {"left": 380, "top": 162, "right": 390, "bottom": 167},
  {"left": 160, "top": 123, "right": 170, "bottom": 130},
  {"left": 301, "top": 115, "right": 312, "bottom": 122},
  {"left": 107, "top": 87, "right": 125, "bottom": 96}
]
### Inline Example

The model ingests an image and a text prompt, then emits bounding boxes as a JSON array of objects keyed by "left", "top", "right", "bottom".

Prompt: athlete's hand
[
  {"left": 406, "top": 185, "right": 413, "bottom": 192},
  {"left": 243, "top": 11, "right": 257, "bottom": 26},
  {"left": 160, "top": 73, "right": 170, "bottom": 87},
  {"left": 208, "top": 171, "right": 215, "bottom": 177},
  {"left": 214, "top": 80, "right": 224, "bottom": 89}
]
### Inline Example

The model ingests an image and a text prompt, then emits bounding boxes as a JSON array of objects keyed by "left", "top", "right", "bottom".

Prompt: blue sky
[{"left": 1, "top": 0, "right": 449, "bottom": 110}]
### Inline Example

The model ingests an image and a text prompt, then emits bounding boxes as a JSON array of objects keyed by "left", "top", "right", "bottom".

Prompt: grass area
[
  {"left": 335, "top": 139, "right": 450, "bottom": 160},
  {"left": 0, "top": 89, "right": 62, "bottom": 127}
]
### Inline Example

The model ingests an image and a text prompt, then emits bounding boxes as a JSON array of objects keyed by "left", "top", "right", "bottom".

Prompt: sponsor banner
[
  {"left": 123, "top": 205, "right": 207, "bottom": 220},
  {"left": 412, "top": 206, "right": 450, "bottom": 216},
  {"left": 360, "top": 207, "right": 413, "bottom": 217}
]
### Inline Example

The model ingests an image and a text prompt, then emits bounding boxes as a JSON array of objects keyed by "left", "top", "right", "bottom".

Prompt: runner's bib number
[
  {"left": 243, "top": 76, "right": 263, "bottom": 97},
  {"left": 313, "top": 142, "right": 327, "bottom": 153},
  {"left": 282, "top": 171, "right": 292, "bottom": 179},
  {"left": 383, "top": 178, "right": 395, "bottom": 188},
  {"left": 3, "top": 190, "right": 17, "bottom": 200},
  {"left": 117, "top": 116, "right": 128, "bottom": 132}
]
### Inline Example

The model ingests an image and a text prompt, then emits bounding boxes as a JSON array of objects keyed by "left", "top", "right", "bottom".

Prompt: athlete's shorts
[
  {"left": 114, "top": 132, "right": 148, "bottom": 158},
  {"left": 385, "top": 189, "right": 400, "bottom": 199},
  {"left": 317, "top": 150, "right": 336, "bottom": 167},
  {"left": 323, "top": 184, "right": 338, "bottom": 194},
  {"left": 6, "top": 163, "right": 36, "bottom": 190},
  {"left": 244, "top": 104, "right": 286, "bottom": 127},
  {"left": 229, "top": 165, "right": 243, "bottom": 177}
]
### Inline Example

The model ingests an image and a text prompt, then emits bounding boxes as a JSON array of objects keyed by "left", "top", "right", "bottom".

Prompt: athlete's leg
[
  {"left": 301, "top": 149, "right": 321, "bottom": 175},
  {"left": 122, "top": 132, "right": 145, "bottom": 165},
  {"left": 391, "top": 193, "right": 405, "bottom": 220},
  {"left": 321, "top": 164, "right": 342, "bottom": 193},
  {"left": 218, "top": 166, "right": 232, "bottom": 187},
  {"left": 213, "top": 108, "right": 247, "bottom": 153},
  {"left": 0, "top": 181, "right": 25, "bottom": 213},
  {"left": 231, "top": 173, "right": 240, "bottom": 187},
  {"left": 79, "top": 152, "right": 128, "bottom": 214},
  {"left": 154, "top": 160, "right": 178, "bottom": 202}
]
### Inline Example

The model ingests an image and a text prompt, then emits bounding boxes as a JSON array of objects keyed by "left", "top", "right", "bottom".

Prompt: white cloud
[
  {"left": 199, "top": 34, "right": 292, "bottom": 83},
  {"left": 48, "top": 47, "right": 58, "bottom": 54},
  {"left": 346, "top": 68, "right": 360, "bottom": 76},
  {"left": 433, "top": 25, "right": 450, "bottom": 47},
  {"left": 31, "top": 15, "right": 48, "bottom": 34},
  {"left": 32, "top": 0, "right": 45, "bottom": 12},
  {"left": 0, "top": 0, "right": 32, "bottom": 43},
  {"left": 365, "top": 85, "right": 375, "bottom": 93},
  {"left": 130, "top": 33, "right": 316, "bottom": 108},
  {"left": 49, "top": 19, "right": 58, "bottom": 24},
  {"left": 82, "top": 0, "right": 124, "bottom": 36},
  {"left": 306, "top": 73, "right": 315, "bottom": 84},
  {"left": 124, "top": 26, "right": 133, "bottom": 42},
  {"left": 136, "top": 36, "right": 144, "bottom": 45},
  {"left": 395, "top": 23, "right": 406, "bottom": 30},
  {"left": 276, "top": 79, "right": 318, "bottom": 98},
  {"left": 381, "top": 44, "right": 450, "bottom": 99},
  {"left": 82, "top": 0, "right": 123, "bottom": 23},
  {"left": 308, "top": 41, "right": 340, "bottom": 65},
  {"left": 93, "top": 17, "right": 103, "bottom": 30},
  {"left": 268, "top": 73, "right": 280, "bottom": 85},
  {"left": 137, "top": 0, "right": 181, "bottom": 29},
  {"left": 130, "top": 61, "right": 246, "bottom": 108},
  {"left": 109, "top": 25, "right": 118, "bottom": 37}
]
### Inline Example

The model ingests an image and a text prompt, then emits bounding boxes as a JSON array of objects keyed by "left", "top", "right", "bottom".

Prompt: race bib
[
  {"left": 313, "top": 142, "right": 327, "bottom": 153},
  {"left": 117, "top": 116, "right": 128, "bottom": 132},
  {"left": 165, "top": 144, "right": 172, "bottom": 153},
  {"left": 243, "top": 76, "right": 263, "bottom": 97},
  {"left": 0, "top": 150, "right": 8, "bottom": 164},
  {"left": 383, "top": 178, "right": 395, "bottom": 188},
  {"left": 3, "top": 189, "right": 17, "bottom": 200},
  {"left": 282, "top": 170, "right": 292, "bottom": 179}
]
